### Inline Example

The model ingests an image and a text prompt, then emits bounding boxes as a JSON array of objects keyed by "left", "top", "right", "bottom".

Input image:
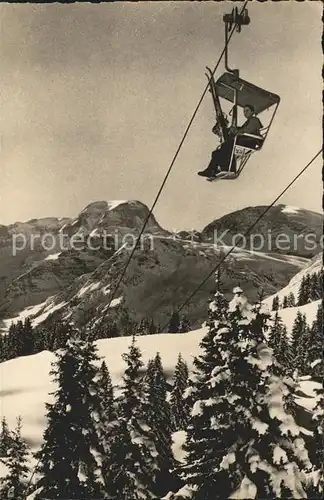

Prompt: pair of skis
[
  {"left": 204, "top": 67, "right": 237, "bottom": 182},
  {"left": 205, "top": 66, "right": 229, "bottom": 143}
]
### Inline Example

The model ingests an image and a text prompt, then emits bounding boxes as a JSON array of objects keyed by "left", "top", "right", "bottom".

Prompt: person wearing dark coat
[{"left": 198, "top": 104, "right": 263, "bottom": 177}]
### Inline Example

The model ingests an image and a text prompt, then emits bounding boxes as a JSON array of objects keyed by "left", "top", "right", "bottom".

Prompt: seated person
[{"left": 198, "top": 104, "right": 263, "bottom": 177}]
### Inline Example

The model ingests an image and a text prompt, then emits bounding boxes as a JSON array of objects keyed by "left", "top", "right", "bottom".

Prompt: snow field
[{"left": 1, "top": 327, "right": 321, "bottom": 453}]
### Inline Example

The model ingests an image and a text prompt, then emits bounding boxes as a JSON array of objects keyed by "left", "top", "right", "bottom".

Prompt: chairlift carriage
[{"left": 204, "top": 6, "right": 280, "bottom": 181}]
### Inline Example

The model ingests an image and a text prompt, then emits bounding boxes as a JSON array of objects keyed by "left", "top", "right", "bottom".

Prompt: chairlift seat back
[{"left": 215, "top": 72, "right": 280, "bottom": 114}]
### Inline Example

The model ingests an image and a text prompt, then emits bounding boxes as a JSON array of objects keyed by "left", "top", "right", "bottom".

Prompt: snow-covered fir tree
[
  {"left": 168, "top": 312, "right": 180, "bottom": 333},
  {"left": 268, "top": 313, "right": 293, "bottom": 373},
  {"left": 33, "top": 332, "right": 107, "bottom": 499},
  {"left": 271, "top": 296, "right": 280, "bottom": 311},
  {"left": 170, "top": 354, "right": 190, "bottom": 431},
  {"left": 297, "top": 273, "right": 313, "bottom": 306},
  {"left": 170, "top": 287, "right": 231, "bottom": 500},
  {"left": 102, "top": 418, "right": 139, "bottom": 500},
  {"left": 151, "top": 353, "right": 174, "bottom": 466},
  {"left": 136, "top": 318, "right": 151, "bottom": 336},
  {"left": 140, "top": 353, "right": 175, "bottom": 495},
  {"left": 169, "top": 286, "right": 311, "bottom": 500},
  {"left": 287, "top": 292, "right": 296, "bottom": 308},
  {"left": 307, "top": 385, "right": 324, "bottom": 498},
  {"left": 51, "top": 320, "right": 75, "bottom": 350},
  {"left": 97, "top": 360, "right": 116, "bottom": 422},
  {"left": 276, "top": 324, "right": 293, "bottom": 374},
  {"left": 148, "top": 318, "right": 158, "bottom": 335},
  {"left": 0, "top": 334, "right": 8, "bottom": 362},
  {"left": 268, "top": 312, "right": 284, "bottom": 351},
  {"left": 291, "top": 311, "right": 310, "bottom": 374},
  {"left": 21, "top": 317, "right": 34, "bottom": 356},
  {"left": 306, "top": 303, "right": 323, "bottom": 378},
  {"left": 0, "top": 417, "right": 30, "bottom": 500},
  {"left": 179, "top": 315, "right": 191, "bottom": 333},
  {"left": 109, "top": 336, "right": 159, "bottom": 499},
  {"left": 0, "top": 417, "right": 13, "bottom": 457},
  {"left": 282, "top": 295, "right": 289, "bottom": 309}
]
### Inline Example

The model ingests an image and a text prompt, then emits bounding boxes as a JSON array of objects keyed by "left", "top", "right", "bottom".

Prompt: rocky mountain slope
[
  {"left": 201, "top": 204, "right": 322, "bottom": 257},
  {"left": 0, "top": 217, "right": 70, "bottom": 308},
  {"left": 0, "top": 201, "right": 321, "bottom": 331},
  {"left": 0, "top": 200, "right": 168, "bottom": 314}
]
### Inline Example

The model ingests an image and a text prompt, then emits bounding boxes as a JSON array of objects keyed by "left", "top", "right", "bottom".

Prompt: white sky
[{"left": 0, "top": 1, "right": 322, "bottom": 231}]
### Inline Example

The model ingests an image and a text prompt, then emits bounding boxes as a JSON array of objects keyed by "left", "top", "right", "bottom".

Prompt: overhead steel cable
[
  {"left": 103, "top": 1, "right": 249, "bottom": 313},
  {"left": 23, "top": 3, "right": 250, "bottom": 492},
  {"left": 159, "top": 148, "right": 322, "bottom": 332},
  {"left": 24, "top": 149, "right": 322, "bottom": 498}
]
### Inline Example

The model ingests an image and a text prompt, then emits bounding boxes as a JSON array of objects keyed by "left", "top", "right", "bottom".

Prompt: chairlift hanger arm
[{"left": 223, "top": 6, "right": 250, "bottom": 77}]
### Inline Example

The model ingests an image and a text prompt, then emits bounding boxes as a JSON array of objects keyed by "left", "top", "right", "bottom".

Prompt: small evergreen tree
[
  {"left": 282, "top": 295, "right": 289, "bottom": 309},
  {"left": 268, "top": 311, "right": 284, "bottom": 352},
  {"left": 7, "top": 322, "right": 24, "bottom": 359},
  {"left": 308, "top": 385, "right": 324, "bottom": 498},
  {"left": 110, "top": 336, "right": 159, "bottom": 499},
  {"left": 102, "top": 418, "right": 139, "bottom": 499},
  {"left": 276, "top": 324, "right": 293, "bottom": 373},
  {"left": 271, "top": 296, "right": 280, "bottom": 311},
  {"left": 0, "top": 334, "right": 8, "bottom": 362},
  {"left": 303, "top": 273, "right": 312, "bottom": 303},
  {"left": 309, "top": 272, "right": 319, "bottom": 301},
  {"left": 184, "top": 290, "right": 229, "bottom": 411},
  {"left": 178, "top": 315, "right": 191, "bottom": 333},
  {"left": 148, "top": 319, "right": 157, "bottom": 335},
  {"left": 136, "top": 318, "right": 151, "bottom": 336},
  {"left": 287, "top": 291, "right": 296, "bottom": 307},
  {"left": 119, "top": 307, "right": 134, "bottom": 336},
  {"left": 268, "top": 313, "right": 293, "bottom": 375},
  {"left": 170, "top": 354, "right": 190, "bottom": 431},
  {"left": 291, "top": 311, "right": 310, "bottom": 374},
  {"left": 307, "top": 303, "right": 323, "bottom": 378},
  {"left": 0, "top": 417, "right": 30, "bottom": 500},
  {"left": 151, "top": 353, "right": 174, "bottom": 468},
  {"left": 141, "top": 353, "right": 176, "bottom": 495},
  {"left": 168, "top": 312, "right": 180, "bottom": 333},
  {"left": 51, "top": 321, "right": 74, "bottom": 350},
  {"left": 21, "top": 318, "right": 34, "bottom": 356},
  {"left": 297, "top": 275, "right": 306, "bottom": 306},
  {"left": 0, "top": 417, "right": 13, "bottom": 457},
  {"left": 102, "top": 320, "right": 119, "bottom": 339},
  {"left": 291, "top": 310, "right": 307, "bottom": 358},
  {"left": 298, "top": 273, "right": 312, "bottom": 306},
  {"left": 34, "top": 332, "right": 107, "bottom": 499},
  {"left": 33, "top": 328, "right": 47, "bottom": 353},
  {"left": 98, "top": 360, "right": 116, "bottom": 422}
]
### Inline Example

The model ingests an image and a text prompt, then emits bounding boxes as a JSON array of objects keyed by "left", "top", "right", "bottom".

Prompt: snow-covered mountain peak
[
  {"left": 281, "top": 205, "right": 301, "bottom": 215},
  {"left": 79, "top": 199, "right": 127, "bottom": 215},
  {"left": 60, "top": 199, "right": 167, "bottom": 237}
]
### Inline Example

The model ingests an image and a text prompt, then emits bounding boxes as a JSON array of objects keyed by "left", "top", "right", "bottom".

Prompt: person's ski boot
[
  {"left": 198, "top": 166, "right": 221, "bottom": 177},
  {"left": 197, "top": 168, "right": 210, "bottom": 177}
]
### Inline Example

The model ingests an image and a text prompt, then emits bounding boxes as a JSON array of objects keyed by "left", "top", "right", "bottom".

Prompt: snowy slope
[
  {"left": 0, "top": 329, "right": 205, "bottom": 449},
  {"left": 1, "top": 297, "right": 68, "bottom": 333},
  {"left": 1, "top": 326, "right": 321, "bottom": 454},
  {"left": 261, "top": 252, "right": 322, "bottom": 334},
  {"left": 264, "top": 252, "right": 322, "bottom": 306},
  {"left": 275, "top": 300, "right": 321, "bottom": 335}
]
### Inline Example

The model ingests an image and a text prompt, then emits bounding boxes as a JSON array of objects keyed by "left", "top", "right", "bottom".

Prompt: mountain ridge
[{"left": 0, "top": 201, "right": 321, "bottom": 331}]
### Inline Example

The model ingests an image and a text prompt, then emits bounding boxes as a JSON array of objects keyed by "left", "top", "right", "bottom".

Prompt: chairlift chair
[{"left": 211, "top": 72, "right": 280, "bottom": 179}]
